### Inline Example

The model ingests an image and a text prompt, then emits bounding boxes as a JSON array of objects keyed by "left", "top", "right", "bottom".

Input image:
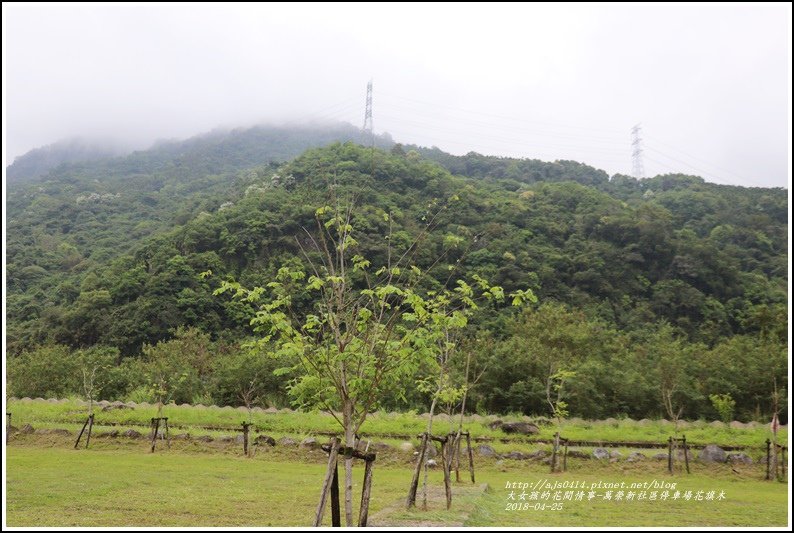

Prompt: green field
[
  {"left": 5, "top": 438, "right": 789, "bottom": 527},
  {"left": 6, "top": 398, "right": 789, "bottom": 527}
]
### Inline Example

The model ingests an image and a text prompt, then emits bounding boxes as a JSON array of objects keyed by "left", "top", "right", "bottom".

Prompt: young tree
[{"left": 214, "top": 204, "right": 533, "bottom": 525}]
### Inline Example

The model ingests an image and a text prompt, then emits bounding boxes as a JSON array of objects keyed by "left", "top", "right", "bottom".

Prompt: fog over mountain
[{"left": 3, "top": 4, "right": 790, "bottom": 188}]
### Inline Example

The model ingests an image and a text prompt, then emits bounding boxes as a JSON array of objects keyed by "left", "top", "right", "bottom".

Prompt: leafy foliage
[{"left": 5, "top": 129, "right": 788, "bottom": 422}]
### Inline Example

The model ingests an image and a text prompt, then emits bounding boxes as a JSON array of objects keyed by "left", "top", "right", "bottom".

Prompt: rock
[
  {"left": 47, "top": 398, "right": 59, "bottom": 403},
  {"left": 593, "top": 448, "right": 610, "bottom": 460},
  {"left": 426, "top": 459, "right": 438, "bottom": 468},
  {"left": 102, "top": 403, "right": 133, "bottom": 411},
  {"left": 122, "top": 429, "right": 142, "bottom": 439},
  {"left": 97, "top": 400, "right": 110, "bottom": 407},
  {"left": 609, "top": 451, "right": 622, "bottom": 462},
  {"left": 566, "top": 450, "right": 589, "bottom": 459},
  {"left": 727, "top": 453, "right": 753, "bottom": 465},
  {"left": 626, "top": 452, "right": 646, "bottom": 462},
  {"left": 699, "top": 444, "right": 727, "bottom": 463},
  {"left": 652, "top": 453, "right": 668, "bottom": 461},
  {"left": 193, "top": 404, "right": 206, "bottom": 409},
  {"left": 235, "top": 435, "right": 246, "bottom": 445},
  {"left": 604, "top": 417, "right": 618, "bottom": 425},
  {"left": 254, "top": 434, "right": 276, "bottom": 446},
  {"left": 637, "top": 418, "right": 652, "bottom": 425},
  {"left": 729, "top": 421, "right": 746, "bottom": 429},
  {"left": 20, "top": 397, "right": 32, "bottom": 402},
  {"left": 372, "top": 442, "right": 391, "bottom": 451},
  {"left": 399, "top": 442, "right": 415, "bottom": 453},
  {"left": 500, "top": 422, "right": 540, "bottom": 435},
  {"left": 675, "top": 448, "right": 694, "bottom": 461},
  {"left": 171, "top": 433, "right": 190, "bottom": 440},
  {"left": 8, "top": 425, "right": 19, "bottom": 433},
  {"left": 236, "top": 406, "right": 248, "bottom": 412},
  {"left": 195, "top": 435, "right": 214, "bottom": 442},
  {"left": 709, "top": 421, "right": 725, "bottom": 428},
  {"left": 125, "top": 402, "right": 138, "bottom": 408},
  {"left": 97, "top": 430, "right": 120, "bottom": 438},
  {"left": 278, "top": 437, "right": 297, "bottom": 446},
  {"left": 477, "top": 444, "right": 497, "bottom": 457},
  {"left": 218, "top": 435, "right": 236, "bottom": 443},
  {"left": 20, "top": 424, "right": 35, "bottom": 434},
  {"left": 487, "top": 420, "right": 504, "bottom": 430},
  {"left": 527, "top": 450, "right": 549, "bottom": 460},
  {"left": 36, "top": 428, "right": 71, "bottom": 436},
  {"left": 300, "top": 437, "right": 319, "bottom": 449},
  {"left": 264, "top": 407, "right": 279, "bottom": 414},
  {"left": 503, "top": 451, "right": 527, "bottom": 460}
]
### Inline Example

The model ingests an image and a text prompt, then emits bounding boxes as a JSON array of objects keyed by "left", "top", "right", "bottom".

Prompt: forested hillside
[{"left": 5, "top": 128, "right": 788, "bottom": 421}]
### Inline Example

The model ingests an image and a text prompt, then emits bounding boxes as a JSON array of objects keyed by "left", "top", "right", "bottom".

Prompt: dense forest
[{"left": 5, "top": 125, "right": 788, "bottom": 422}]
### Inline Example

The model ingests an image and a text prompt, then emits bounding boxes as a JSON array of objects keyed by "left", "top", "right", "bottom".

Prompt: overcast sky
[{"left": 3, "top": 3, "right": 791, "bottom": 187}]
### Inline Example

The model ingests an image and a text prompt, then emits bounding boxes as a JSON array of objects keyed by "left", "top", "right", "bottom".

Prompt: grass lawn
[{"left": 5, "top": 440, "right": 789, "bottom": 527}]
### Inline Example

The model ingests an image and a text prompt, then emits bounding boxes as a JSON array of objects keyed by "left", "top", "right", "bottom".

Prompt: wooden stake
[
  {"left": 682, "top": 435, "right": 690, "bottom": 474},
  {"left": 330, "top": 461, "right": 341, "bottom": 527},
  {"left": 150, "top": 418, "right": 161, "bottom": 453},
  {"left": 407, "top": 432, "right": 428, "bottom": 508},
  {"left": 164, "top": 418, "right": 170, "bottom": 450},
  {"left": 358, "top": 458, "right": 374, "bottom": 526},
  {"left": 780, "top": 446, "right": 786, "bottom": 479},
  {"left": 551, "top": 432, "right": 559, "bottom": 473},
  {"left": 765, "top": 439, "right": 771, "bottom": 480},
  {"left": 314, "top": 437, "right": 340, "bottom": 527},
  {"left": 563, "top": 440, "right": 568, "bottom": 472},
  {"left": 668, "top": 436, "right": 673, "bottom": 474},
  {"left": 241, "top": 422, "right": 252, "bottom": 457},
  {"left": 6, "top": 413, "right": 11, "bottom": 444},
  {"left": 74, "top": 416, "right": 91, "bottom": 449},
  {"left": 440, "top": 436, "right": 452, "bottom": 510},
  {"left": 466, "top": 432, "right": 475, "bottom": 483},
  {"left": 85, "top": 414, "right": 94, "bottom": 449}
]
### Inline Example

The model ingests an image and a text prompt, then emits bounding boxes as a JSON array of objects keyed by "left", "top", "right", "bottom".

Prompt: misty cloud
[{"left": 3, "top": 3, "right": 791, "bottom": 187}]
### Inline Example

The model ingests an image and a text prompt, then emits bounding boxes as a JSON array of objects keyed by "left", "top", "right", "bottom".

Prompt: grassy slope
[
  {"left": 8, "top": 398, "right": 787, "bottom": 449},
  {"left": 5, "top": 442, "right": 788, "bottom": 527}
]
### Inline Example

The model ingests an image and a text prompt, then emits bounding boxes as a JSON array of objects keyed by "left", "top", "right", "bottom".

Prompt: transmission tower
[
  {"left": 631, "top": 123, "right": 645, "bottom": 179},
  {"left": 362, "top": 80, "right": 373, "bottom": 147}
]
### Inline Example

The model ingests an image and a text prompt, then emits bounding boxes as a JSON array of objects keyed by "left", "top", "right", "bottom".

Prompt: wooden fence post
[{"left": 6, "top": 413, "right": 11, "bottom": 444}]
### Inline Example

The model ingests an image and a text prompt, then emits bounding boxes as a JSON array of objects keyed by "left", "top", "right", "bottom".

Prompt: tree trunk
[
  {"left": 343, "top": 399, "right": 354, "bottom": 527},
  {"left": 422, "top": 392, "right": 439, "bottom": 510}
]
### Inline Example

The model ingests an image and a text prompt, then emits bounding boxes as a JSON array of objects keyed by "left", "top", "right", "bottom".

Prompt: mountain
[
  {"left": 5, "top": 126, "right": 787, "bottom": 419},
  {"left": 6, "top": 137, "right": 128, "bottom": 184}
]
